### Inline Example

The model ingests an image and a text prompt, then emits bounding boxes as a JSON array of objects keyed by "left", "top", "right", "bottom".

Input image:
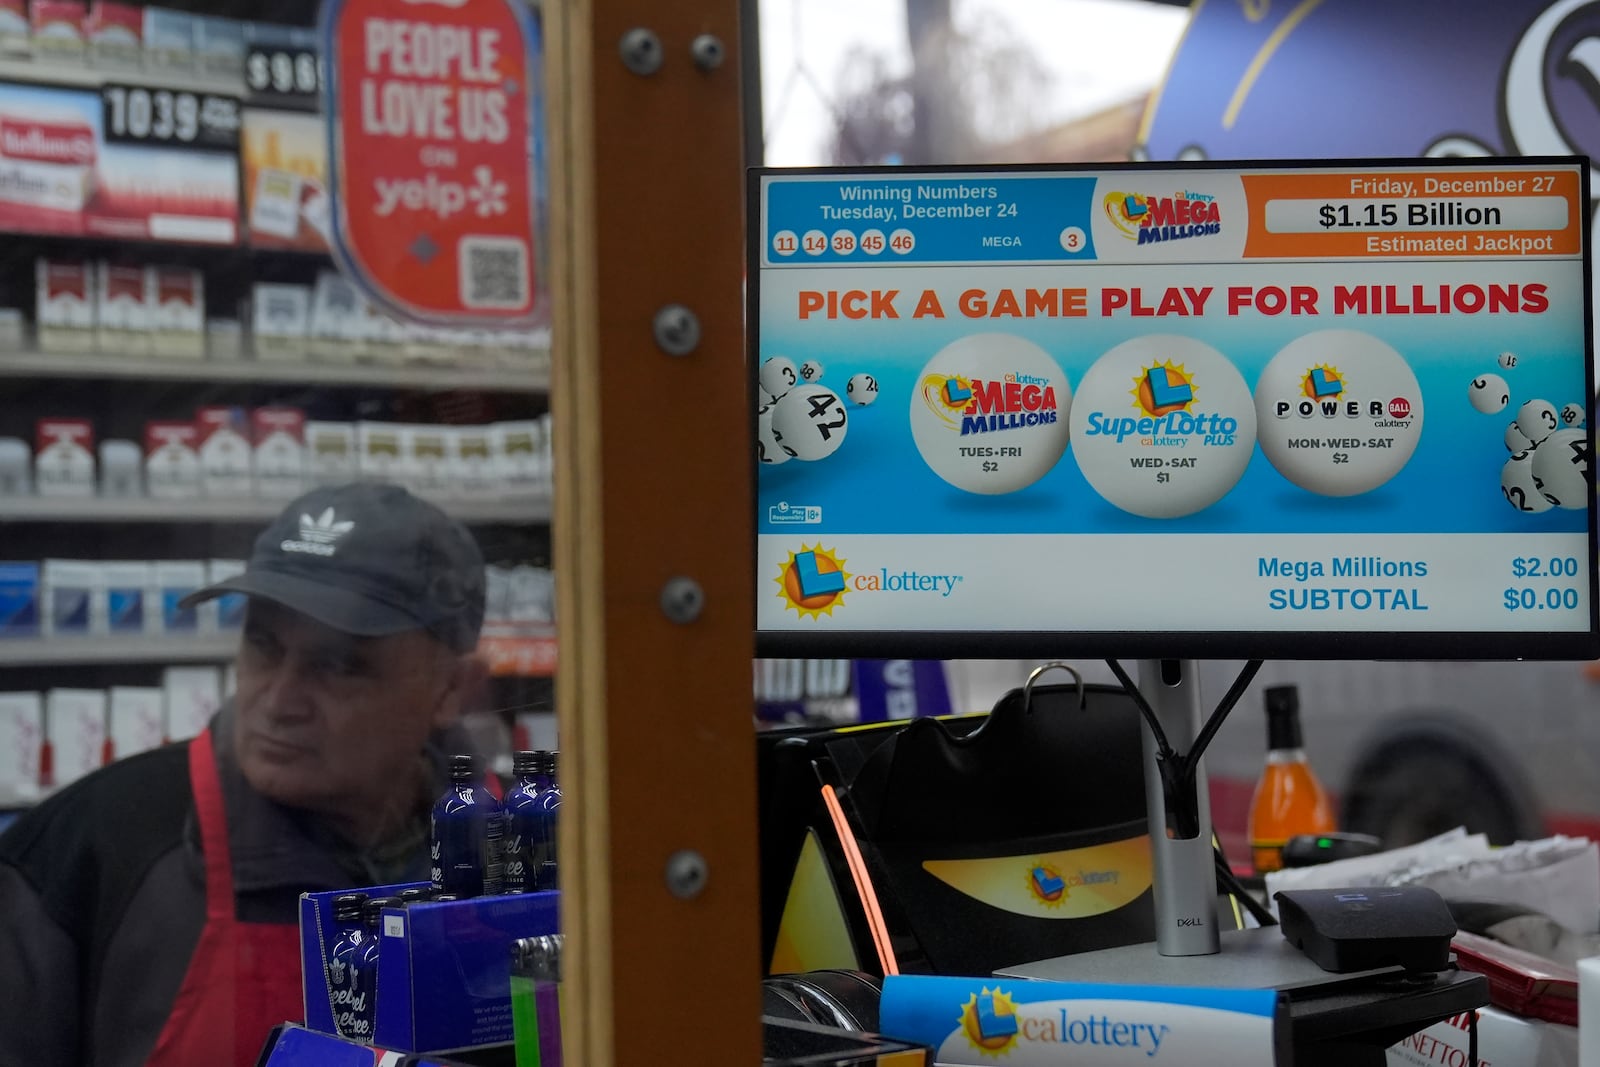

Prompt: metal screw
[
  {"left": 660, "top": 577, "right": 704, "bottom": 624},
  {"left": 619, "top": 28, "right": 663, "bottom": 75},
  {"left": 665, "top": 850, "right": 708, "bottom": 899},
  {"left": 690, "top": 34, "right": 725, "bottom": 71},
  {"left": 652, "top": 304, "right": 701, "bottom": 356}
]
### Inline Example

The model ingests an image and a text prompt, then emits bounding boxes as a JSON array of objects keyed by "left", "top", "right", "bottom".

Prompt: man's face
[{"left": 234, "top": 599, "right": 468, "bottom": 827}]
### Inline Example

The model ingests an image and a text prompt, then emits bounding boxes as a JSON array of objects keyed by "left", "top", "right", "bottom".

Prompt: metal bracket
[
  {"left": 660, "top": 577, "right": 705, "bottom": 623},
  {"left": 619, "top": 28, "right": 663, "bottom": 75},
  {"left": 665, "top": 850, "right": 708, "bottom": 899},
  {"left": 652, "top": 304, "right": 702, "bottom": 356}
]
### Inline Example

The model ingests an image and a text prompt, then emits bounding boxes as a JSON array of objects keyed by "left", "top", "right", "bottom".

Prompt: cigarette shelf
[
  {"left": 0, "top": 633, "right": 237, "bottom": 667},
  {"left": 0, "top": 348, "right": 551, "bottom": 394},
  {"left": 0, "top": 55, "right": 244, "bottom": 95},
  {"left": 0, "top": 494, "right": 551, "bottom": 524}
]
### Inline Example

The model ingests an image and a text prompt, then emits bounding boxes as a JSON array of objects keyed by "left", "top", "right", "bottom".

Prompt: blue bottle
[
  {"left": 430, "top": 754, "right": 504, "bottom": 897},
  {"left": 326, "top": 892, "right": 371, "bottom": 1042},
  {"left": 532, "top": 751, "right": 562, "bottom": 891},
  {"left": 353, "top": 896, "right": 400, "bottom": 1044},
  {"left": 502, "top": 750, "right": 551, "bottom": 894}
]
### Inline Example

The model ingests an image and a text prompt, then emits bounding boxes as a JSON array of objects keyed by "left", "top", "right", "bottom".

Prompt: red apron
[{"left": 146, "top": 727, "right": 304, "bottom": 1067}]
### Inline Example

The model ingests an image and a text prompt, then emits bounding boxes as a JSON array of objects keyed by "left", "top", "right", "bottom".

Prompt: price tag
[
  {"left": 245, "top": 45, "right": 323, "bottom": 110},
  {"left": 100, "top": 85, "right": 241, "bottom": 152}
]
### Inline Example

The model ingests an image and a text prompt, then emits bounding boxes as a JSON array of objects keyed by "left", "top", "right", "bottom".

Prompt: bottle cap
[
  {"left": 448, "top": 754, "right": 475, "bottom": 780},
  {"left": 433, "top": 894, "right": 460, "bottom": 902},
  {"left": 544, "top": 750, "right": 559, "bottom": 778},
  {"left": 397, "top": 887, "right": 432, "bottom": 904},
  {"left": 1264, "top": 685, "right": 1304, "bottom": 750},
  {"left": 513, "top": 750, "right": 549, "bottom": 777},
  {"left": 333, "top": 892, "right": 369, "bottom": 923},
  {"left": 362, "top": 896, "right": 401, "bottom": 929}
]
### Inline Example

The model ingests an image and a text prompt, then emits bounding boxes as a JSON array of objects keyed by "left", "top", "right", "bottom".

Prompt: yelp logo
[{"left": 374, "top": 166, "right": 510, "bottom": 221}]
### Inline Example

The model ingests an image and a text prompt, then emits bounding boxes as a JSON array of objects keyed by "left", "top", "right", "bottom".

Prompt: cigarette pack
[
  {"left": 0, "top": 692, "right": 42, "bottom": 802},
  {"left": 308, "top": 271, "right": 360, "bottom": 362},
  {"left": 0, "top": 561, "right": 39, "bottom": 638},
  {"left": 451, "top": 425, "right": 497, "bottom": 497},
  {"left": 0, "top": 0, "right": 28, "bottom": 57},
  {"left": 95, "top": 262, "right": 149, "bottom": 355},
  {"left": 305, "top": 421, "right": 357, "bottom": 486},
  {"left": 42, "top": 558, "right": 100, "bottom": 637},
  {"left": 107, "top": 686, "right": 163, "bottom": 761},
  {"left": 253, "top": 283, "right": 310, "bottom": 362},
  {"left": 196, "top": 406, "right": 251, "bottom": 498},
  {"left": 86, "top": 0, "right": 139, "bottom": 66},
  {"left": 0, "top": 437, "right": 30, "bottom": 496},
  {"left": 162, "top": 666, "right": 219, "bottom": 742},
  {"left": 147, "top": 266, "right": 204, "bottom": 358},
  {"left": 46, "top": 687, "right": 105, "bottom": 788},
  {"left": 103, "top": 560, "right": 148, "bottom": 634},
  {"left": 406, "top": 424, "right": 452, "bottom": 495},
  {"left": 493, "top": 421, "right": 542, "bottom": 494},
  {"left": 35, "top": 259, "right": 93, "bottom": 352},
  {"left": 253, "top": 407, "right": 306, "bottom": 499},
  {"left": 149, "top": 560, "right": 204, "bottom": 635},
  {"left": 193, "top": 14, "right": 242, "bottom": 78},
  {"left": 144, "top": 420, "right": 201, "bottom": 500},
  {"left": 203, "top": 559, "right": 245, "bottom": 632},
  {"left": 98, "top": 438, "right": 141, "bottom": 498},
  {"left": 35, "top": 417, "right": 94, "bottom": 497},
  {"left": 358, "top": 421, "right": 405, "bottom": 484},
  {"left": 141, "top": 6, "right": 193, "bottom": 71},
  {"left": 29, "top": 0, "right": 83, "bottom": 63}
]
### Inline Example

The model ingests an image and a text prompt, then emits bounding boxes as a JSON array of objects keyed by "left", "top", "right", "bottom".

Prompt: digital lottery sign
[{"left": 750, "top": 159, "right": 1597, "bottom": 660}]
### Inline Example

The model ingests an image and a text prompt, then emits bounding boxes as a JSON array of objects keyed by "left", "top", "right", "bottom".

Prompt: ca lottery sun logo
[
  {"left": 1071, "top": 336, "right": 1257, "bottom": 518},
  {"left": 1254, "top": 330, "right": 1424, "bottom": 497},
  {"left": 1103, "top": 189, "right": 1223, "bottom": 245},
  {"left": 960, "top": 987, "right": 1022, "bottom": 1055},
  {"left": 908, "top": 333, "right": 1073, "bottom": 495}
]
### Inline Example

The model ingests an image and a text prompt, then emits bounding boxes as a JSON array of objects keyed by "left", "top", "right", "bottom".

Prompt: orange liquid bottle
[{"left": 1247, "top": 685, "right": 1336, "bottom": 873}]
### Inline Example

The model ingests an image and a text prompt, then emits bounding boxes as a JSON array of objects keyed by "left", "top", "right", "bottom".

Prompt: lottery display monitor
[{"left": 749, "top": 158, "right": 1598, "bottom": 661}]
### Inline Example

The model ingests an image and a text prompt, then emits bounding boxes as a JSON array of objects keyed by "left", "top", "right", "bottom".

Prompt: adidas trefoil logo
[{"left": 281, "top": 507, "right": 355, "bottom": 557}]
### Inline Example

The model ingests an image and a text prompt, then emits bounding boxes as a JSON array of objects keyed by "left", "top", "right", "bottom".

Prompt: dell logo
[{"left": 1176, "top": 917, "right": 1205, "bottom": 928}]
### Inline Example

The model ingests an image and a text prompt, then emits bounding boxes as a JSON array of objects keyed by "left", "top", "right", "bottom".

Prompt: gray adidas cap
[{"left": 182, "top": 482, "right": 486, "bottom": 652}]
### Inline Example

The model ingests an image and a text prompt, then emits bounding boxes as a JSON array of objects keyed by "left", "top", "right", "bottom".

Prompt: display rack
[
  {"left": 0, "top": 634, "right": 236, "bottom": 667},
  {"left": 0, "top": 495, "right": 552, "bottom": 524}
]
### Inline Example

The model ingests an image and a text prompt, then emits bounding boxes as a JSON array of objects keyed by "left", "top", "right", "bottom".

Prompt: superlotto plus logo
[
  {"left": 1078, "top": 360, "right": 1240, "bottom": 447},
  {"left": 1104, "top": 190, "right": 1222, "bottom": 245},
  {"left": 919, "top": 370, "right": 1062, "bottom": 437},
  {"left": 775, "top": 544, "right": 964, "bottom": 620}
]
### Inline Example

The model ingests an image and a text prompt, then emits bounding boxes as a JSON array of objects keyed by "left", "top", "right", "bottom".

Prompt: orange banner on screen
[{"left": 1241, "top": 169, "right": 1583, "bottom": 259}]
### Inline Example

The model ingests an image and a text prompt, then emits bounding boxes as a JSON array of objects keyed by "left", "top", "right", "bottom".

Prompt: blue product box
[
  {"left": 104, "top": 563, "right": 148, "bottom": 634},
  {"left": 299, "top": 884, "right": 559, "bottom": 1055},
  {"left": 0, "top": 563, "right": 39, "bottom": 638}
]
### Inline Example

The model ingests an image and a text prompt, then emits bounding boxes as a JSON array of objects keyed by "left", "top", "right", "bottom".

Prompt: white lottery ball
[
  {"left": 771, "top": 386, "right": 848, "bottom": 461},
  {"left": 1498, "top": 351, "right": 1519, "bottom": 369},
  {"left": 760, "top": 356, "right": 799, "bottom": 398},
  {"left": 799, "top": 360, "right": 824, "bottom": 382},
  {"left": 1506, "top": 421, "right": 1531, "bottom": 452},
  {"left": 1515, "top": 399, "right": 1561, "bottom": 446},
  {"left": 846, "top": 373, "right": 880, "bottom": 405},
  {"left": 1468, "top": 374, "right": 1509, "bottom": 414},
  {"left": 756, "top": 405, "right": 789, "bottom": 465},
  {"left": 1532, "top": 427, "right": 1589, "bottom": 509},
  {"left": 1561, "top": 402, "right": 1586, "bottom": 429},
  {"left": 1501, "top": 450, "right": 1554, "bottom": 513}
]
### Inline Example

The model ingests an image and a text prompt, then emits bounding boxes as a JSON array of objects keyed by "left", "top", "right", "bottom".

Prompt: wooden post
[{"left": 545, "top": 1, "right": 759, "bottom": 1064}]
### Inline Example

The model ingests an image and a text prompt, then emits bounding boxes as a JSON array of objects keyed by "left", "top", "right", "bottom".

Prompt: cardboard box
[
  {"left": 36, "top": 260, "right": 93, "bottom": 352},
  {"left": 141, "top": 6, "right": 192, "bottom": 71},
  {"left": 299, "top": 885, "right": 559, "bottom": 1054},
  {"left": 107, "top": 686, "right": 163, "bottom": 761},
  {"left": 203, "top": 559, "right": 245, "bottom": 632},
  {"left": 357, "top": 422, "right": 405, "bottom": 484},
  {"left": 0, "top": 437, "right": 27, "bottom": 496},
  {"left": 41, "top": 558, "right": 99, "bottom": 636},
  {"left": 196, "top": 406, "right": 252, "bottom": 498},
  {"left": 253, "top": 407, "right": 306, "bottom": 499},
  {"left": 162, "top": 666, "right": 219, "bottom": 742},
  {"left": 0, "top": 692, "right": 42, "bottom": 802},
  {"left": 45, "top": 687, "right": 105, "bottom": 788},
  {"left": 147, "top": 266, "right": 204, "bottom": 358},
  {"left": 149, "top": 560, "right": 204, "bottom": 635},
  {"left": 95, "top": 262, "right": 149, "bottom": 355},
  {"left": 144, "top": 421, "right": 201, "bottom": 499},
  {"left": 253, "top": 283, "right": 310, "bottom": 362},
  {"left": 0, "top": 562, "right": 39, "bottom": 638},
  {"left": 85, "top": 0, "right": 138, "bottom": 66},
  {"left": 102, "top": 561, "right": 148, "bottom": 634},
  {"left": 305, "top": 421, "right": 357, "bottom": 486},
  {"left": 35, "top": 417, "right": 94, "bottom": 497},
  {"left": 29, "top": 0, "right": 83, "bottom": 63},
  {"left": 97, "top": 439, "right": 141, "bottom": 498}
]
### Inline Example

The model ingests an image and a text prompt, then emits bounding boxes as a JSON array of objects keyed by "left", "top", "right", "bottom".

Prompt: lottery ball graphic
[
  {"left": 1072, "top": 334, "right": 1255, "bottom": 518},
  {"left": 846, "top": 373, "right": 880, "bottom": 405},
  {"left": 1498, "top": 351, "right": 1519, "bottom": 370},
  {"left": 908, "top": 333, "right": 1072, "bottom": 495},
  {"left": 1532, "top": 428, "right": 1589, "bottom": 509},
  {"left": 1254, "top": 330, "right": 1422, "bottom": 497},
  {"left": 1561, "top": 402, "right": 1586, "bottom": 429},
  {"left": 756, "top": 405, "right": 789, "bottom": 465},
  {"left": 1502, "top": 450, "right": 1554, "bottom": 514},
  {"left": 1468, "top": 374, "right": 1509, "bottom": 414},
  {"left": 771, "top": 385, "right": 848, "bottom": 461},
  {"left": 760, "top": 356, "right": 799, "bottom": 398},
  {"left": 1506, "top": 421, "right": 1531, "bottom": 452},
  {"left": 799, "top": 360, "right": 825, "bottom": 382},
  {"left": 1515, "top": 399, "right": 1560, "bottom": 447}
]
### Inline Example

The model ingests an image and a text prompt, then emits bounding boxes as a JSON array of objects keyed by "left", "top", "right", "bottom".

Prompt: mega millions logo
[
  {"left": 920, "top": 370, "right": 1061, "bottom": 436},
  {"left": 959, "top": 987, "right": 1021, "bottom": 1056},
  {"left": 775, "top": 545, "right": 850, "bottom": 619},
  {"left": 1103, "top": 190, "right": 1223, "bottom": 245},
  {"left": 1131, "top": 360, "right": 1197, "bottom": 417}
]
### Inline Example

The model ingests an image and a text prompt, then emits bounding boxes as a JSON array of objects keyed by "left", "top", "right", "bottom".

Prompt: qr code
[{"left": 459, "top": 236, "right": 530, "bottom": 310}]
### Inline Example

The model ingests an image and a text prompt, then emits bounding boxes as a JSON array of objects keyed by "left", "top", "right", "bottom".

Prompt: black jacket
[{"left": 0, "top": 708, "right": 438, "bottom": 1067}]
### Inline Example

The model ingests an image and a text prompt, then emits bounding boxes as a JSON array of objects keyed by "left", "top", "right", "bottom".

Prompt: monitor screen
[{"left": 749, "top": 159, "right": 1597, "bottom": 660}]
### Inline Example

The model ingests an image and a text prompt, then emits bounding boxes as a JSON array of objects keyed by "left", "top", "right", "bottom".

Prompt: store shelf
[
  {"left": 0, "top": 493, "right": 552, "bottom": 524},
  {"left": 0, "top": 633, "right": 236, "bottom": 666},
  {"left": 481, "top": 624, "right": 558, "bottom": 678},
  {"left": 0, "top": 348, "right": 551, "bottom": 394},
  {"left": 0, "top": 55, "right": 243, "bottom": 94}
]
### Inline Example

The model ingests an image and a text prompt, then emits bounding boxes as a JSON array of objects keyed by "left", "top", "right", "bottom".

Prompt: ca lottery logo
[
  {"left": 1254, "top": 330, "right": 1424, "bottom": 497},
  {"left": 1071, "top": 335, "right": 1256, "bottom": 518},
  {"left": 908, "top": 333, "right": 1073, "bottom": 495}
]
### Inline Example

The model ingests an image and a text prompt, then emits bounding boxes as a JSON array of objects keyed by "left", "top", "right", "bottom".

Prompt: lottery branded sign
[
  {"left": 751, "top": 161, "right": 1596, "bottom": 659},
  {"left": 321, "top": 0, "right": 542, "bottom": 323}
]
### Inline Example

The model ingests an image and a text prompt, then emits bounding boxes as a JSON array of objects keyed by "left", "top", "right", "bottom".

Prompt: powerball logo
[
  {"left": 919, "top": 371, "right": 1061, "bottom": 436},
  {"left": 1104, "top": 190, "right": 1222, "bottom": 245},
  {"left": 776, "top": 545, "right": 965, "bottom": 619}
]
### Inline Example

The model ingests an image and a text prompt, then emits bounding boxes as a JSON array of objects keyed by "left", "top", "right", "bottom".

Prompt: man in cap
[{"left": 0, "top": 483, "right": 490, "bottom": 1067}]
